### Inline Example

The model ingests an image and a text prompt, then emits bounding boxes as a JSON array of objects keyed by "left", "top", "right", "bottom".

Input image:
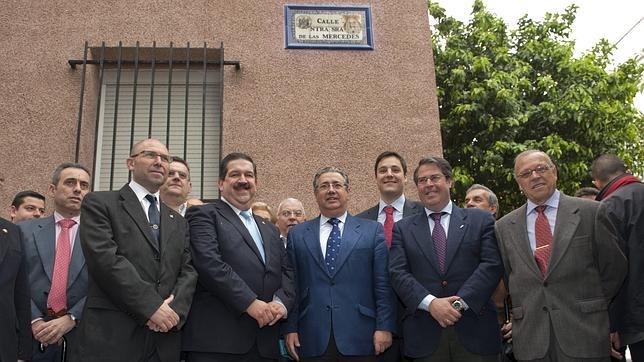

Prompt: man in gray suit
[
  {"left": 20, "top": 163, "right": 91, "bottom": 361},
  {"left": 495, "top": 150, "right": 627, "bottom": 362}
]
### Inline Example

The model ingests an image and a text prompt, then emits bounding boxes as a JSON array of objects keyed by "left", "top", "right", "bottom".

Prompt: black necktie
[{"left": 145, "top": 194, "right": 160, "bottom": 244}]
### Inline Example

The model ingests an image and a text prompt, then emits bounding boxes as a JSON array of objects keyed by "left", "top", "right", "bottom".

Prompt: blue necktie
[
  {"left": 145, "top": 194, "right": 160, "bottom": 244},
  {"left": 241, "top": 210, "right": 266, "bottom": 262},
  {"left": 325, "top": 218, "right": 342, "bottom": 273}
]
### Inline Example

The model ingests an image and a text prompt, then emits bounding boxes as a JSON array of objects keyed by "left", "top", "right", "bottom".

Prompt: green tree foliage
[{"left": 429, "top": 0, "right": 643, "bottom": 215}]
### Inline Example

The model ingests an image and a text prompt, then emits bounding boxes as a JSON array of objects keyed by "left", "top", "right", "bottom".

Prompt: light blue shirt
[
  {"left": 377, "top": 195, "right": 406, "bottom": 224},
  {"left": 526, "top": 190, "right": 560, "bottom": 252}
]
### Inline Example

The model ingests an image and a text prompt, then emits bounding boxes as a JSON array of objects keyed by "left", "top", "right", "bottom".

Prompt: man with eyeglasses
[
  {"left": 275, "top": 198, "right": 306, "bottom": 246},
  {"left": 72, "top": 138, "right": 197, "bottom": 362},
  {"left": 389, "top": 157, "right": 504, "bottom": 361},
  {"left": 160, "top": 156, "right": 203, "bottom": 216},
  {"left": 20, "top": 163, "right": 91, "bottom": 361},
  {"left": 495, "top": 150, "right": 626, "bottom": 362}
]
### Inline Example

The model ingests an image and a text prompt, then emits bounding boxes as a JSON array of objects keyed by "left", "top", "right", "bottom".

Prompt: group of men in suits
[{"left": 1, "top": 144, "right": 635, "bottom": 362}]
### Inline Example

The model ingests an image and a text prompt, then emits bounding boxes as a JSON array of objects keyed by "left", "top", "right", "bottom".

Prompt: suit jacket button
[
  {"left": 543, "top": 281, "right": 548, "bottom": 287},
  {"left": 325, "top": 305, "right": 331, "bottom": 311},
  {"left": 441, "top": 280, "right": 448, "bottom": 287},
  {"left": 542, "top": 306, "right": 548, "bottom": 311}
]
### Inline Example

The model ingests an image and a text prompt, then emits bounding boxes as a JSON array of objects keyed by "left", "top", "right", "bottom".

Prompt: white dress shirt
[
  {"left": 319, "top": 212, "right": 348, "bottom": 257},
  {"left": 377, "top": 195, "right": 406, "bottom": 224}
]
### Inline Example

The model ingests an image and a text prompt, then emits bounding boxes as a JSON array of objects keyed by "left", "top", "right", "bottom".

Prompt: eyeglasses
[
  {"left": 279, "top": 210, "right": 304, "bottom": 218},
  {"left": 316, "top": 182, "right": 346, "bottom": 191},
  {"left": 130, "top": 150, "right": 173, "bottom": 163},
  {"left": 516, "top": 165, "right": 552, "bottom": 179},
  {"left": 416, "top": 174, "right": 444, "bottom": 185}
]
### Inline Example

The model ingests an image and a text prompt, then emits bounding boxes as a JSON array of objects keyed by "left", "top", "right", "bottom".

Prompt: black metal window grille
[{"left": 70, "top": 41, "right": 239, "bottom": 201}]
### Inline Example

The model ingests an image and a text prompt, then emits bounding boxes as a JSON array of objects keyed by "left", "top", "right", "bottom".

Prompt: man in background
[{"left": 10, "top": 190, "right": 46, "bottom": 223}]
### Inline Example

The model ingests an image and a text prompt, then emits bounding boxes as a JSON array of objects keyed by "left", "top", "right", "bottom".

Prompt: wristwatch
[
  {"left": 452, "top": 299, "right": 464, "bottom": 311},
  {"left": 68, "top": 313, "right": 77, "bottom": 325}
]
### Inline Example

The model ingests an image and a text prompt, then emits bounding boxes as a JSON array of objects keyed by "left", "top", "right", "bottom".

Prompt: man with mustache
[
  {"left": 276, "top": 198, "right": 306, "bottom": 246},
  {"left": 73, "top": 139, "right": 197, "bottom": 361},
  {"left": 182, "top": 152, "right": 295, "bottom": 361},
  {"left": 495, "top": 150, "right": 627, "bottom": 361},
  {"left": 19, "top": 163, "right": 91, "bottom": 361},
  {"left": 160, "top": 156, "right": 203, "bottom": 216}
]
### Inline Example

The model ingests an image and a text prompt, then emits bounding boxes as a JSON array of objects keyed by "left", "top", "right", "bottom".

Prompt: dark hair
[
  {"left": 170, "top": 156, "right": 190, "bottom": 172},
  {"left": 413, "top": 157, "right": 453, "bottom": 185},
  {"left": 374, "top": 151, "right": 407, "bottom": 175},
  {"left": 219, "top": 153, "right": 256, "bottom": 181},
  {"left": 313, "top": 166, "right": 350, "bottom": 191},
  {"left": 574, "top": 187, "right": 600, "bottom": 198},
  {"left": 591, "top": 153, "right": 627, "bottom": 183},
  {"left": 11, "top": 190, "right": 46, "bottom": 208},
  {"left": 51, "top": 163, "right": 91, "bottom": 185}
]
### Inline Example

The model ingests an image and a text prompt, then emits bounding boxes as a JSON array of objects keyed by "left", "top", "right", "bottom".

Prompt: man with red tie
[
  {"left": 357, "top": 151, "right": 422, "bottom": 362},
  {"left": 19, "top": 163, "right": 91, "bottom": 361},
  {"left": 495, "top": 150, "right": 627, "bottom": 361}
]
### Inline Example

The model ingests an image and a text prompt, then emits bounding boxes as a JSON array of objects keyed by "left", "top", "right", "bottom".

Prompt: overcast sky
[{"left": 434, "top": 0, "right": 643, "bottom": 110}]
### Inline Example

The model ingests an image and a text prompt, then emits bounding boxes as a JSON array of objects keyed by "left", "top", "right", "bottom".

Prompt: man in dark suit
[
  {"left": 10, "top": 190, "right": 46, "bottom": 223},
  {"left": 389, "top": 157, "right": 503, "bottom": 361},
  {"left": 20, "top": 163, "right": 91, "bottom": 361},
  {"left": 0, "top": 217, "right": 31, "bottom": 362},
  {"left": 73, "top": 139, "right": 197, "bottom": 361},
  {"left": 182, "top": 152, "right": 295, "bottom": 361},
  {"left": 592, "top": 153, "right": 644, "bottom": 360},
  {"left": 285, "top": 166, "right": 396, "bottom": 361},
  {"left": 357, "top": 151, "right": 422, "bottom": 362},
  {"left": 496, "top": 150, "right": 626, "bottom": 361}
]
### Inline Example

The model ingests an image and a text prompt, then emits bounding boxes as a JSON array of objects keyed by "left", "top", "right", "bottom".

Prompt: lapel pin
[
  {"left": 459, "top": 224, "right": 464, "bottom": 229},
  {"left": 170, "top": 214, "right": 174, "bottom": 219},
  {"left": 1, "top": 228, "right": 7, "bottom": 233}
]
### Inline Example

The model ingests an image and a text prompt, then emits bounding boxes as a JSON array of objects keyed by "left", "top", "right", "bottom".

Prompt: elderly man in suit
[
  {"left": 389, "top": 157, "right": 503, "bottom": 361},
  {"left": 73, "top": 139, "right": 197, "bottom": 361},
  {"left": 495, "top": 150, "right": 627, "bottom": 362},
  {"left": 285, "top": 166, "right": 396, "bottom": 361},
  {"left": 182, "top": 152, "right": 295, "bottom": 361},
  {"left": 0, "top": 217, "right": 32, "bottom": 362},
  {"left": 20, "top": 163, "right": 91, "bottom": 361}
]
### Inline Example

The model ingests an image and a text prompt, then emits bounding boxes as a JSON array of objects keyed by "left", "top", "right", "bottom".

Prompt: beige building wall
[{"left": 0, "top": 0, "right": 441, "bottom": 219}]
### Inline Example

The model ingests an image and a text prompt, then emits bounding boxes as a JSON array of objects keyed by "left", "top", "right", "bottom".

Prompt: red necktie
[
  {"left": 48, "top": 219, "right": 76, "bottom": 313},
  {"left": 383, "top": 206, "right": 394, "bottom": 248},
  {"left": 534, "top": 205, "right": 552, "bottom": 277}
]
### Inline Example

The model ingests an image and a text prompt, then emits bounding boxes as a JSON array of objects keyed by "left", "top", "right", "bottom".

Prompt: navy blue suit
[
  {"left": 284, "top": 214, "right": 396, "bottom": 358},
  {"left": 389, "top": 204, "right": 503, "bottom": 358}
]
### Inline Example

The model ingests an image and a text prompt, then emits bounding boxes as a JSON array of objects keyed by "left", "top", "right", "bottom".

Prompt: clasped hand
[
  {"left": 246, "top": 299, "right": 286, "bottom": 328},
  {"left": 146, "top": 294, "right": 180, "bottom": 333},
  {"left": 429, "top": 296, "right": 462, "bottom": 328}
]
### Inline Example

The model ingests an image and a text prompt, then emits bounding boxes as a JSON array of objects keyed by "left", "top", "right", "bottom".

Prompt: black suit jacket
[
  {"left": 182, "top": 200, "right": 295, "bottom": 358},
  {"left": 73, "top": 185, "right": 197, "bottom": 362},
  {"left": 0, "top": 217, "right": 31, "bottom": 362},
  {"left": 357, "top": 199, "right": 423, "bottom": 221}
]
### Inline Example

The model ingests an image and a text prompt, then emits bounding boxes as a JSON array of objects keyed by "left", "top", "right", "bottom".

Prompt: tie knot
[
  {"left": 430, "top": 212, "right": 444, "bottom": 222},
  {"left": 535, "top": 205, "right": 547, "bottom": 214},
  {"left": 145, "top": 194, "right": 157, "bottom": 205},
  {"left": 328, "top": 218, "right": 340, "bottom": 226},
  {"left": 384, "top": 206, "right": 394, "bottom": 215},
  {"left": 240, "top": 210, "right": 253, "bottom": 221},
  {"left": 58, "top": 219, "right": 76, "bottom": 229}
]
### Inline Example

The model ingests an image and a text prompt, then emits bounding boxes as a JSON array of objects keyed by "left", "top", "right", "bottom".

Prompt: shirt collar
[
  {"left": 378, "top": 194, "right": 406, "bottom": 214},
  {"left": 527, "top": 189, "right": 560, "bottom": 215},
  {"left": 320, "top": 211, "right": 348, "bottom": 226},
  {"left": 221, "top": 196, "right": 247, "bottom": 216},
  {"left": 129, "top": 180, "right": 160, "bottom": 203},
  {"left": 424, "top": 201, "right": 453, "bottom": 217},
  {"left": 53, "top": 211, "right": 80, "bottom": 224}
]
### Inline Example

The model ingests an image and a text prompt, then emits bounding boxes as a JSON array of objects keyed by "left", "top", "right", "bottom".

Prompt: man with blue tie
[
  {"left": 389, "top": 157, "right": 504, "bottom": 361},
  {"left": 20, "top": 163, "right": 91, "bottom": 361},
  {"left": 285, "top": 166, "right": 396, "bottom": 361},
  {"left": 182, "top": 152, "right": 295, "bottom": 361}
]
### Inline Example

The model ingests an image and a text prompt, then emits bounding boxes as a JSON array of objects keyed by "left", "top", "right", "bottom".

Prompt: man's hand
[
  {"left": 501, "top": 322, "right": 512, "bottom": 342},
  {"left": 32, "top": 315, "right": 75, "bottom": 345},
  {"left": 373, "top": 330, "right": 392, "bottom": 355},
  {"left": 246, "top": 299, "right": 275, "bottom": 328},
  {"left": 610, "top": 332, "right": 623, "bottom": 359},
  {"left": 428, "top": 296, "right": 462, "bottom": 328},
  {"left": 285, "top": 332, "right": 301, "bottom": 361},
  {"left": 267, "top": 301, "right": 286, "bottom": 326},
  {"left": 148, "top": 294, "right": 179, "bottom": 333}
]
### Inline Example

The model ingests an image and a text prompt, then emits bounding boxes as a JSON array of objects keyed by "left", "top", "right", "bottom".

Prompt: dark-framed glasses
[{"left": 130, "top": 150, "right": 173, "bottom": 163}]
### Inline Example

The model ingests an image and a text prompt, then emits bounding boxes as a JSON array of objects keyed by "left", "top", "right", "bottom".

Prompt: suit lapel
[
  {"left": 444, "top": 206, "right": 466, "bottom": 272},
  {"left": 67, "top": 230, "right": 85, "bottom": 287},
  {"left": 510, "top": 204, "right": 542, "bottom": 277},
  {"left": 333, "top": 214, "right": 360, "bottom": 276},
  {"left": 410, "top": 213, "right": 441, "bottom": 274},
  {"left": 303, "top": 218, "right": 327, "bottom": 275},
  {"left": 159, "top": 204, "right": 176, "bottom": 256},
  {"left": 256, "top": 215, "right": 272, "bottom": 265},
  {"left": 0, "top": 225, "right": 10, "bottom": 265},
  {"left": 119, "top": 185, "right": 159, "bottom": 252},
  {"left": 34, "top": 216, "right": 56, "bottom": 281},
  {"left": 547, "top": 196, "right": 580, "bottom": 276},
  {"left": 402, "top": 200, "right": 419, "bottom": 218},
  {"left": 215, "top": 201, "right": 265, "bottom": 265}
]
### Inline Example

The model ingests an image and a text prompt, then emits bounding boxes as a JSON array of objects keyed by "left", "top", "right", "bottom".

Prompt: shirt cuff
[
  {"left": 418, "top": 294, "right": 436, "bottom": 311},
  {"left": 31, "top": 317, "right": 43, "bottom": 324},
  {"left": 273, "top": 295, "right": 288, "bottom": 319}
]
